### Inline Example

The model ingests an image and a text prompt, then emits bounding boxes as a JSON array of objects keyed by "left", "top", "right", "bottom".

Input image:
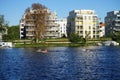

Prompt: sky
[{"left": 0, "top": 0, "right": 120, "bottom": 26}]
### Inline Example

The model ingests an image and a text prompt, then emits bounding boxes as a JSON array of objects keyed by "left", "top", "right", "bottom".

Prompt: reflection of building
[
  {"left": 57, "top": 18, "right": 67, "bottom": 37},
  {"left": 105, "top": 11, "right": 120, "bottom": 36},
  {"left": 67, "top": 10, "right": 100, "bottom": 39},
  {"left": 20, "top": 9, "right": 59, "bottom": 39},
  {"left": 99, "top": 22, "right": 105, "bottom": 37}
]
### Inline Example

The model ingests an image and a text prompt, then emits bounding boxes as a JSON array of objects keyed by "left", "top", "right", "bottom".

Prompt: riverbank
[
  {"left": 14, "top": 42, "right": 98, "bottom": 48},
  {"left": 14, "top": 38, "right": 111, "bottom": 48}
]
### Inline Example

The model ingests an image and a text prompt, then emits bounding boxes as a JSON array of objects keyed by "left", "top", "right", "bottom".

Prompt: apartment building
[
  {"left": 20, "top": 9, "right": 59, "bottom": 39},
  {"left": 20, "top": 9, "right": 49, "bottom": 39},
  {"left": 20, "top": 14, "right": 26, "bottom": 39},
  {"left": 57, "top": 18, "right": 67, "bottom": 37},
  {"left": 99, "top": 22, "right": 105, "bottom": 37},
  {"left": 67, "top": 10, "right": 100, "bottom": 39},
  {"left": 44, "top": 11, "right": 59, "bottom": 38},
  {"left": 105, "top": 11, "right": 120, "bottom": 36}
]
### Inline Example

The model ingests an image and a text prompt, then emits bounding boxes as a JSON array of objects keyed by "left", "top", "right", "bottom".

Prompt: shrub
[{"left": 69, "top": 33, "right": 82, "bottom": 43}]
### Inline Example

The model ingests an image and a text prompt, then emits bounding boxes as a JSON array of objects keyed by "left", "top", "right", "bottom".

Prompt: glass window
[{"left": 84, "top": 16, "right": 87, "bottom": 20}]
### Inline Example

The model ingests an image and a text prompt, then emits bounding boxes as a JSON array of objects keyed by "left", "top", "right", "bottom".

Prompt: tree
[
  {"left": 69, "top": 33, "right": 82, "bottom": 43},
  {"left": 25, "top": 3, "right": 49, "bottom": 43},
  {"left": 2, "top": 25, "right": 19, "bottom": 41},
  {"left": 111, "top": 31, "right": 120, "bottom": 43},
  {"left": 83, "top": 31, "right": 91, "bottom": 44},
  {"left": 0, "top": 15, "right": 7, "bottom": 33},
  {"left": 0, "top": 15, "right": 8, "bottom": 41}
]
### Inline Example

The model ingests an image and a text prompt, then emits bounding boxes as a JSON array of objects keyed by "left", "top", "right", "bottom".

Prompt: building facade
[
  {"left": 67, "top": 10, "right": 100, "bottom": 39},
  {"left": 57, "top": 18, "right": 67, "bottom": 37},
  {"left": 20, "top": 14, "right": 26, "bottom": 39},
  {"left": 20, "top": 9, "right": 59, "bottom": 39},
  {"left": 44, "top": 11, "right": 59, "bottom": 38},
  {"left": 105, "top": 11, "right": 120, "bottom": 36},
  {"left": 99, "top": 22, "right": 105, "bottom": 37}
]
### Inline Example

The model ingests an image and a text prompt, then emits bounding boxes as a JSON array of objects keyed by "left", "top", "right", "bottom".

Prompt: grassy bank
[
  {"left": 14, "top": 42, "right": 96, "bottom": 48},
  {"left": 14, "top": 38, "right": 111, "bottom": 48}
]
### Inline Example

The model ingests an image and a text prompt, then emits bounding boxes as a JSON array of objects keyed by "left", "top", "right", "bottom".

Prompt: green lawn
[{"left": 14, "top": 38, "right": 111, "bottom": 48}]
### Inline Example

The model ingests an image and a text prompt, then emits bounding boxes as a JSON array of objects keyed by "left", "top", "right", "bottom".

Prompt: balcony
[
  {"left": 26, "top": 29, "right": 34, "bottom": 31},
  {"left": 25, "top": 19, "right": 35, "bottom": 22},
  {"left": 113, "top": 28, "right": 120, "bottom": 31},
  {"left": 47, "top": 23, "right": 58, "bottom": 26},
  {"left": 25, "top": 24, "right": 35, "bottom": 26},
  {"left": 45, "top": 34, "right": 59, "bottom": 37},
  {"left": 115, "top": 19, "right": 120, "bottom": 21},
  {"left": 115, "top": 24, "right": 120, "bottom": 26},
  {"left": 26, "top": 34, "right": 34, "bottom": 36}
]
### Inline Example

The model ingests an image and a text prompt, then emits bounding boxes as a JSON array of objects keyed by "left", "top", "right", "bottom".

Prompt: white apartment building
[
  {"left": 67, "top": 10, "right": 100, "bottom": 39},
  {"left": 20, "top": 10, "right": 59, "bottom": 39},
  {"left": 20, "top": 14, "right": 26, "bottom": 39},
  {"left": 57, "top": 18, "right": 67, "bottom": 37},
  {"left": 105, "top": 11, "right": 120, "bottom": 36},
  {"left": 45, "top": 11, "right": 59, "bottom": 38},
  {"left": 99, "top": 22, "right": 105, "bottom": 37}
]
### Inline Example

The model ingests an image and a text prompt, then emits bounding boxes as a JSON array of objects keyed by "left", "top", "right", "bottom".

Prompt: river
[{"left": 0, "top": 46, "right": 120, "bottom": 80}]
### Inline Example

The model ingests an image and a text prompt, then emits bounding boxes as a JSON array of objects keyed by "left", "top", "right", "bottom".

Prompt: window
[
  {"left": 84, "top": 16, "right": 87, "bottom": 20},
  {"left": 89, "top": 16, "right": 91, "bottom": 20},
  {"left": 80, "top": 26, "right": 83, "bottom": 29},
  {"left": 80, "top": 31, "right": 83, "bottom": 34},
  {"left": 89, "top": 26, "right": 91, "bottom": 29}
]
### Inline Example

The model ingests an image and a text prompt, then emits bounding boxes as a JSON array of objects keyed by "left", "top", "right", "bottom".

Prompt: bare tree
[
  {"left": 32, "top": 3, "right": 47, "bottom": 10},
  {"left": 25, "top": 3, "right": 49, "bottom": 43}
]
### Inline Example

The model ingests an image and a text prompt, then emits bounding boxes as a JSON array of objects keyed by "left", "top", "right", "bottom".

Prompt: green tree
[
  {"left": 111, "top": 31, "right": 120, "bottom": 43},
  {"left": 69, "top": 33, "right": 82, "bottom": 43},
  {"left": 0, "top": 15, "right": 8, "bottom": 41},
  {"left": 83, "top": 31, "right": 90, "bottom": 44},
  {"left": 0, "top": 15, "right": 7, "bottom": 33},
  {"left": 2, "top": 25, "right": 20, "bottom": 41}
]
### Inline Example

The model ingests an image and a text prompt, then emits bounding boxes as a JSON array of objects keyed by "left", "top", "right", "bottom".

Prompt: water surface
[{"left": 0, "top": 46, "right": 120, "bottom": 80}]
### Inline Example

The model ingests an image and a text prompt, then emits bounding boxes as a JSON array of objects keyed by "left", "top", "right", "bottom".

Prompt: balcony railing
[
  {"left": 25, "top": 24, "right": 35, "bottom": 26},
  {"left": 26, "top": 34, "right": 34, "bottom": 36},
  {"left": 115, "top": 19, "right": 120, "bottom": 21},
  {"left": 26, "top": 29, "right": 34, "bottom": 31},
  {"left": 115, "top": 24, "right": 120, "bottom": 26},
  {"left": 113, "top": 28, "right": 120, "bottom": 31}
]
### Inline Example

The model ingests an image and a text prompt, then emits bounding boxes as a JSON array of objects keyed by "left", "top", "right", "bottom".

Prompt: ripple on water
[{"left": 0, "top": 47, "right": 120, "bottom": 80}]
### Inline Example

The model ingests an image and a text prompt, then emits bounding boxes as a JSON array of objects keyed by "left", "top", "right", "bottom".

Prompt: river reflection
[{"left": 0, "top": 46, "right": 120, "bottom": 80}]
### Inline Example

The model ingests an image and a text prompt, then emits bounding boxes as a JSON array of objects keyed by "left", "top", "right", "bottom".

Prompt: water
[{"left": 0, "top": 46, "right": 120, "bottom": 80}]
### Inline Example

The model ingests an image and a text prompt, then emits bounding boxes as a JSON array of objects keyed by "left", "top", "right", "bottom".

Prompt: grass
[
  {"left": 14, "top": 38, "right": 110, "bottom": 48},
  {"left": 14, "top": 42, "right": 96, "bottom": 48}
]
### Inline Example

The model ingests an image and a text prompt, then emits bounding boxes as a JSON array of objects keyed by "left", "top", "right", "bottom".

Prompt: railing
[
  {"left": 25, "top": 24, "right": 35, "bottom": 26},
  {"left": 113, "top": 28, "right": 120, "bottom": 31},
  {"left": 115, "top": 19, "right": 120, "bottom": 21},
  {"left": 26, "top": 29, "right": 34, "bottom": 31},
  {"left": 26, "top": 34, "right": 34, "bottom": 36},
  {"left": 115, "top": 24, "right": 120, "bottom": 26}
]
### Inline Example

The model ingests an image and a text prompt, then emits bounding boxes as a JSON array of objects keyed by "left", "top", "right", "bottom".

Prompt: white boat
[
  {"left": 102, "top": 41, "right": 119, "bottom": 46},
  {"left": 0, "top": 42, "right": 13, "bottom": 48}
]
